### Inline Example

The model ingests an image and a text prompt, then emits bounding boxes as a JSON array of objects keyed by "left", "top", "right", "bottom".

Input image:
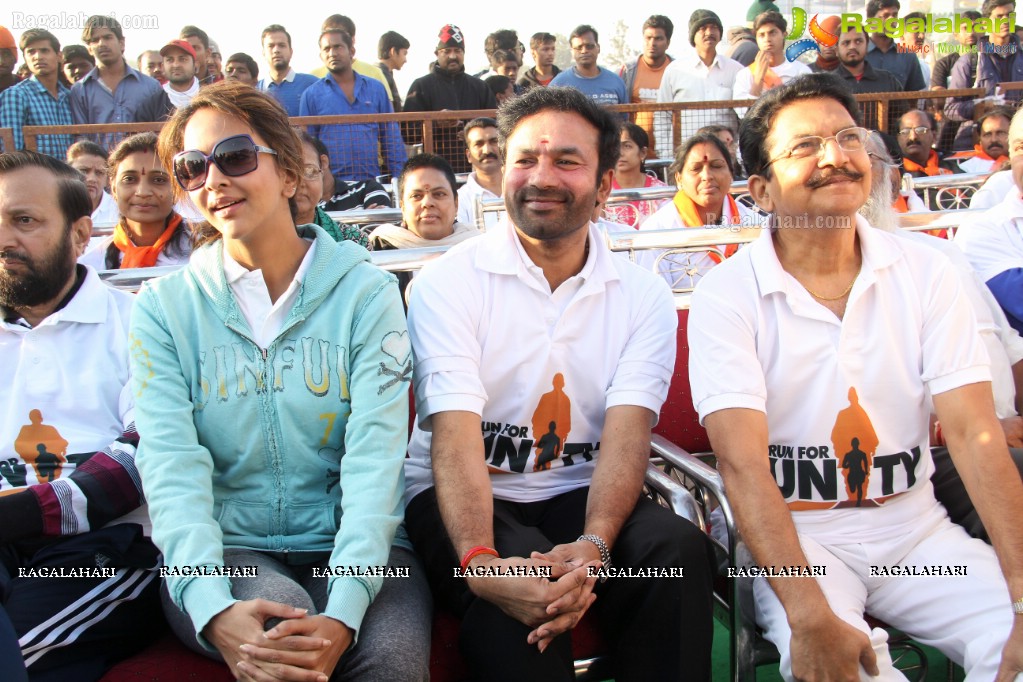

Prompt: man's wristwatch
[
  {"left": 1013, "top": 596, "right": 1023, "bottom": 615},
  {"left": 578, "top": 534, "right": 611, "bottom": 582}
]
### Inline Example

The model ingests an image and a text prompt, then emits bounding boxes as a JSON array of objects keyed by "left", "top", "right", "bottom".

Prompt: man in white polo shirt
[
  {"left": 956, "top": 105, "right": 1023, "bottom": 340},
  {"left": 404, "top": 86, "right": 713, "bottom": 681},
  {"left": 689, "top": 74, "right": 1023, "bottom": 680},
  {"left": 0, "top": 151, "right": 159, "bottom": 680}
]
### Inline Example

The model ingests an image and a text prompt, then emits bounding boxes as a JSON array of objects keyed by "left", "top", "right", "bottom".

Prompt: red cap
[
  {"left": 0, "top": 26, "right": 15, "bottom": 51},
  {"left": 160, "top": 39, "right": 196, "bottom": 60}
]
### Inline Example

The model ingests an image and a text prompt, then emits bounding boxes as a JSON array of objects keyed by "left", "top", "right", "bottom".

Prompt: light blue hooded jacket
[{"left": 130, "top": 226, "right": 410, "bottom": 646}]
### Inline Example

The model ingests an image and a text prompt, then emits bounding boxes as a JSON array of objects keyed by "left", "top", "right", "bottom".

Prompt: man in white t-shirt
[
  {"left": 456, "top": 117, "right": 504, "bottom": 230},
  {"left": 690, "top": 74, "right": 1023, "bottom": 680},
  {"left": 0, "top": 151, "right": 159, "bottom": 679},
  {"left": 404, "top": 86, "right": 713, "bottom": 681}
]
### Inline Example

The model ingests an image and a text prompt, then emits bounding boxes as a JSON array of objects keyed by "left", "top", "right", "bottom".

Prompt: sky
[{"left": 4, "top": 3, "right": 755, "bottom": 94}]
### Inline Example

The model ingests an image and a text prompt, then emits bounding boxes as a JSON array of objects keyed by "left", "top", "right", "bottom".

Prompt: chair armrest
[
  {"left": 650, "top": 434, "right": 761, "bottom": 680},
  {"left": 644, "top": 463, "right": 705, "bottom": 532}
]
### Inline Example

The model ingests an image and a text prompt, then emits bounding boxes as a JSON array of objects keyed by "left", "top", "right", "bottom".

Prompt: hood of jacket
[{"left": 186, "top": 224, "right": 371, "bottom": 332}]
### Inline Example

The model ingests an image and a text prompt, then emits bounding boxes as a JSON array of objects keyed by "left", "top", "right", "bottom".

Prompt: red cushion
[
  {"left": 653, "top": 308, "right": 711, "bottom": 453},
  {"left": 99, "top": 634, "right": 233, "bottom": 681}
]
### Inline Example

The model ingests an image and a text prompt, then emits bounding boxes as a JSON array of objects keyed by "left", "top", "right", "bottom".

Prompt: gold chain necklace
[{"left": 804, "top": 274, "right": 857, "bottom": 301}]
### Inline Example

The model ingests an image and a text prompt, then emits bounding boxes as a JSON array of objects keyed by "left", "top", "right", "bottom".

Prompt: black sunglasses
[{"left": 172, "top": 134, "right": 277, "bottom": 191}]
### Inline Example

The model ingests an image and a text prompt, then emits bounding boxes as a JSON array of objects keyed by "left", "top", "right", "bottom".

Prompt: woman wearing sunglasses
[
  {"left": 129, "top": 82, "right": 430, "bottom": 682},
  {"left": 79, "top": 132, "right": 192, "bottom": 270}
]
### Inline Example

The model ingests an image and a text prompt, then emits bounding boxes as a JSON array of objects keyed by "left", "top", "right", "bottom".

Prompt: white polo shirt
[
  {"left": 954, "top": 190, "right": 1023, "bottom": 284},
  {"left": 456, "top": 173, "right": 503, "bottom": 231},
  {"left": 689, "top": 216, "right": 990, "bottom": 543},
  {"left": 0, "top": 268, "right": 134, "bottom": 493},
  {"left": 404, "top": 218, "right": 677, "bottom": 504},
  {"left": 896, "top": 229, "right": 1023, "bottom": 419}
]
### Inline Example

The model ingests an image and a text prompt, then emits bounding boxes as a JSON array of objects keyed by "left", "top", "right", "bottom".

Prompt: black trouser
[
  {"left": 931, "top": 446, "right": 1023, "bottom": 543},
  {"left": 407, "top": 486, "right": 715, "bottom": 682},
  {"left": 0, "top": 524, "right": 162, "bottom": 682}
]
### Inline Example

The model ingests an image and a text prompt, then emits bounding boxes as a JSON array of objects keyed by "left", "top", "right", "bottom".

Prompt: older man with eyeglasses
[{"left": 689, "top": 73, "right": 1023, "bottom": 681}]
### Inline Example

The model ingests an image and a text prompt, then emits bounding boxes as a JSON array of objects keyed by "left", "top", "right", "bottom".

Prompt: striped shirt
[{"left": 0, "top": 76, "right": 73, "bottom": 158}]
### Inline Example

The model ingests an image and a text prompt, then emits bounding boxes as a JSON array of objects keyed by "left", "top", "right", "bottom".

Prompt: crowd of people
[{"left": 1, "top": 1, "right": 1023, "bottom": 682}]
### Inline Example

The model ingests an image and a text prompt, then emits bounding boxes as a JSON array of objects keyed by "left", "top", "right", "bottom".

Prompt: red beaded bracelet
[{"left": 460, "top": 545, "right": 499, "bottom": 571}]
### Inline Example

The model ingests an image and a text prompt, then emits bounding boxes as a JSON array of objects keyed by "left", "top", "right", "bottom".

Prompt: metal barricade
[{"left": 905, "top": 172, "right": 990, "bottom": 210}]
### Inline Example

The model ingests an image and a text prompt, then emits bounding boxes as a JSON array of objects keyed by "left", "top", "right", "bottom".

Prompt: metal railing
[
  {"left": 19, "top": 88, "right": 993, "bottom": 159},
  {"left": 96, "top": 208, "right": 979, "bottom": 298}
]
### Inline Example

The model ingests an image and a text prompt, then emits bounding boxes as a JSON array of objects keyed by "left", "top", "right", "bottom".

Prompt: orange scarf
[
  {"left": 894, "top": 193, "right": 947, "bottom": 237},
  {"left": 113, "top": 214, "right": 182, "bottom": 269},
  {"left": 673, "top": 191, "right": 740, "bottom": 258},
  {"left": 902, "top": 150, "right": 953, "bottom": 177},
  {"left": 749, "top": 61, "right": 782, "bottom": 91},
  {"left": 972, "top": 143, "right": 1008, "bottom": 166}
]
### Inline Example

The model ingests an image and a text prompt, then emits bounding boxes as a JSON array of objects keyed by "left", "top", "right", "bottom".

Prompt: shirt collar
[
  {"left": 282, "top": 68, "right": 297, "bottom": 83},
  {"left": 81, "top": 60, "right": 142, "bottom": 84},
  {"left": 750, "top": 214, "right": 901, "bottom": 299},
  {"left": 690, "top": 51, "right": 721, "bottom": 69},
  {"left": 222, "top": 238, "right": 318, "bottom": 286},
  {"left": 476, "top": 218, "right": 619, "bottom": 292},
  {"left": 2, "top": 266, "right": 109, "bottom": 329},
  {"left": 464, "top": 173, "right": 499, "bottom": 198}
]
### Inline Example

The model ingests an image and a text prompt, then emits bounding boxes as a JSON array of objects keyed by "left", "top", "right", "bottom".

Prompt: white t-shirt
[
  {"left": 954, "top": 190, "right": 1023, "bottom": 284},
  {"left": 689, "top": 217, "right": 990, "bottom": 543},
  {"left": 900, "top": 191, "right": 928, "bottom": 212},
  {"left": 92, "top": 191, "right": 120, "bottom": 226},
  {"left": 456, "top": 173, "right": 503, "bottom": 231},
  {"left": 404, "top": 219, "right": 677, "bottom": 504},
  {"left": 896, "top": 229, "right": 1022, "bottom": 419},
  {"left": 0, "top": 267, "right": 148, "bottom": 529},
  {"left": 970, "top": 170, "right": 1015, "bottom": 210}
]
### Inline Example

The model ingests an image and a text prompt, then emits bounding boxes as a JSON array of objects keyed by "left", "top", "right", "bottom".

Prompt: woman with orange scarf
[
  {"left": 79, "top": 132, "right": 192, "bottom": 270},
  {"left": 638, "top": 133, "right": 760, "bottom": 287}
]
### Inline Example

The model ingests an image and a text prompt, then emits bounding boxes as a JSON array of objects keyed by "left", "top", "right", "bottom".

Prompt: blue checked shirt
[
  {"left": 300, "top": 73, "right": 407, "bottom": 182},
  {"left": 0, "top": 77, "right": 74, "bottom": 158}
]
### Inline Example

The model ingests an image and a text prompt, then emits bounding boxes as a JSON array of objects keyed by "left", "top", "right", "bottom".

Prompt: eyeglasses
[
  {"left": 764, "top": 127, "right": 869, "bottom": 168},
  {"left": 172, "top": 134, "right": 277, "bottom": 191},
  {"left": 897, "top": 126, "right": 930, "bottom": 137},
  {"left": 302, "top": 164, "right": 323, "bottom": 180}
]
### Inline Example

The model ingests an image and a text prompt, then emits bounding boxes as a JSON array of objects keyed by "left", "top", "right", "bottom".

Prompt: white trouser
[{"left": 754, "top": 502, "right": 1017, "bottom": 681}]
